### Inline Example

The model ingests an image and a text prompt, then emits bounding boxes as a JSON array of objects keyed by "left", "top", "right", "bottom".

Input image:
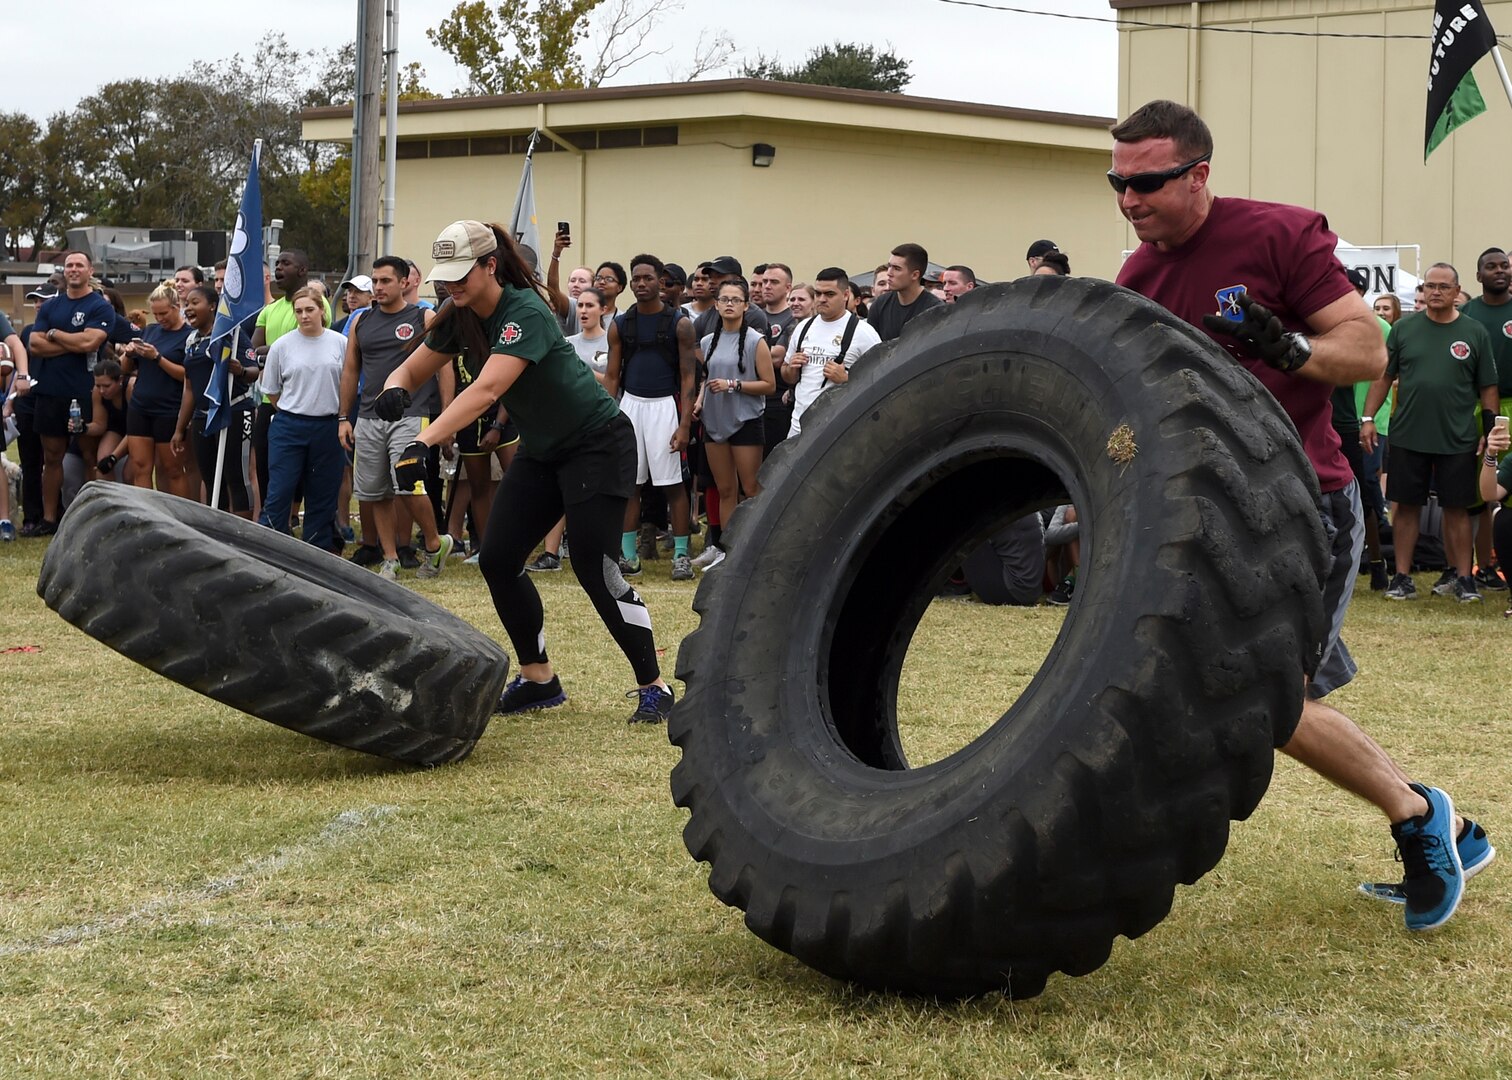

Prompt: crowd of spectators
[{"left": 4, "top": 230, "right": 1504, "bottom": 615}]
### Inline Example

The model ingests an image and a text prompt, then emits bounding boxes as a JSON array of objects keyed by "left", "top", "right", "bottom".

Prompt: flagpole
[
  {"left": 1493, "top": 46, "right": 1512, "bottom": 109},
  {"left": 210, "top": 326, "right": 236, "bottom": 512}
]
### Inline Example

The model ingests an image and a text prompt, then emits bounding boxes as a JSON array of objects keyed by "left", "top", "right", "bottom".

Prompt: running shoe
[
  {"left": 464, "top": 552, "right": 480, "bottom": 566},
  {"left": 1384, "top": 573, "right": 1417, "bottom": 601},
  {"left": 1047, "top": 574, "right": 1075, "bottom": 606},
  {"left": 618, "top": 555, "right": 642, "bottom": 577},
  {"left": 494, "top": 674, "right": 567, "bottom": 715},
  {"left": 415, "top": 534, "right": 454, "bottom": 579},
  {"left": 559, "top": 537, "right": 570, "bottom": 561},
  {"left": 1474, "top": 566, "right": 1508, "bottom": 591},
  {"left": 670, "top": 554, "right": 694, "bottom": 581},
  {"left": 525, "top": 552, "right": 562, "bottom": 573},
  {"left": 32, "top": 520, "right": 57, "bottom": 537},
  {"left": 1390, "top": 784, "right": 1465, "bottom": 931},
  {"left": 690, "top": 544, "right": 724, "bottom": 571},
  {"left": 0, "top": 519, "right": 13, "bottom": 542},
  {"left": 350, "top": 544, "right": 383, "bottom": 567},
  {"left": 397, "top": 545, "right": 422, "bottom": 570},
  {"left": 1431, "top": 568, "right": 1458, "bottom": 596},
  {"left": 626, "top": 683, "right": 675, "bottom": 724},
  {"left": 1368, "top": 561, "right": 1390, "bottom": 592},
  {"left": 377, "top": 559, "right": 399, "bottom": 582},
  {"left": 1360, "top": 818, "right": 1495, "bottom": 903},
  {"left": 1453, "top": 575, "right": 1482, "bottom": 604}
]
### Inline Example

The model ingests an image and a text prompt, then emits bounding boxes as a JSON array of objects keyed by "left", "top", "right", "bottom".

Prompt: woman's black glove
[
  {"left": 373, "top": 386, "right": 412, "bottom": 421},
  {"left": 393, "top": 440, "right": 429, "bottom": 494}
]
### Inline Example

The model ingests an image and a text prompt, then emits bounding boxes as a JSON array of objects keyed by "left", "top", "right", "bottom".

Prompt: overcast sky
[{"left": 9, "top": 0, "right": 1119, "bottom": 121}]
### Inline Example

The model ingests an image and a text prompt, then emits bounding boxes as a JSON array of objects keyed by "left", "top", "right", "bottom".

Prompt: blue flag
[{"left": 206, "top": 142, "right": 264, "bottom": 436}]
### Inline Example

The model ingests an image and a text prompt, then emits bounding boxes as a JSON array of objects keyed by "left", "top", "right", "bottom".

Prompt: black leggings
[
  {"left": 476, "top": 418, "right": 659, "bottom": 686},
  {"left": 192, "top": 410, "right": 253, "bottom": 513}
]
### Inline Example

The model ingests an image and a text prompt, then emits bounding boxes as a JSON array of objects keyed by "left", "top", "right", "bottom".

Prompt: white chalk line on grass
[{"left": 0, "top": 805, "right": 399, "bottom": 957}]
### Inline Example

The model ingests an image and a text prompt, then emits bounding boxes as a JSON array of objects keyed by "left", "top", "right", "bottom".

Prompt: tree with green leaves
[
  {"left": 427, "top": 0, "right": 598, "bottom": 94},
  {"left": 743, "top": 42, "right": 912, "bottom": 94}
]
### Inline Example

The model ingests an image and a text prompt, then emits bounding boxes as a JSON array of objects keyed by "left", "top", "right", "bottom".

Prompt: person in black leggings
[
  {"left": 377, "top": 219, "right": 674, "bottom": 725},
  {"left": 171, "top": 285, "right": 258, "bottom": 517}
]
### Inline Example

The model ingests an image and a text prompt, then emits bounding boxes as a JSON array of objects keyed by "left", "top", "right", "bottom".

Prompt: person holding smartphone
[{"left": 123, "top": 281, "right": 194, "bottom": 498}]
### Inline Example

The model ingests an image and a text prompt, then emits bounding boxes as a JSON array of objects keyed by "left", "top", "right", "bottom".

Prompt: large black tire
[
  {"left": 37, "top": 483, "right": 509, "bottom": 767},
  {"left": 671, "top": 276, "right": 1330, "bottom": 998}
]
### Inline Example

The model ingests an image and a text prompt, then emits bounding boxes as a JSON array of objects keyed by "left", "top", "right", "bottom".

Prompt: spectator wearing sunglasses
[{"left": 1112, "top": 98, "right": 1485, "bottom": 936}]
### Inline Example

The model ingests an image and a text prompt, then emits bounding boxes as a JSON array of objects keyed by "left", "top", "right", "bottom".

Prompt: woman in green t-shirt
[{"left": 376, "top": 220, "right": 674, "bottom": 725}]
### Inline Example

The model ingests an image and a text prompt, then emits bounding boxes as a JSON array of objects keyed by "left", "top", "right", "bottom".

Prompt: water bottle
[{"left": 68, "top": 398, "right": 83, "bottom": 435}]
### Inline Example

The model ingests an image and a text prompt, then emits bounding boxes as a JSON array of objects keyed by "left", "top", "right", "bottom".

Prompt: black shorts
[
  {"left": 126, "top": 407, "right": 178, "bottom": 442},
  {"left": 455, "top": 411, "right": 520, "bottom": 455},
  {"left": 543, "top": 412, "right": 637, "bottom": 505},
  {"left": 1386, "top": 446, "right": 1478, "bottom": 508},
  {"left": 714, "top": 415, "right": 765, "bottom": 447},
  {"left": 32, "top": 394, "right": 95, "bottom": 439}
]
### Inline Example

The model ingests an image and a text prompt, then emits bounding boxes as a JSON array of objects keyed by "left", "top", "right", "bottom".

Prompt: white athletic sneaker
[
  {"left": 377, "top": 559, "right": 400, "bottom": 582},
  {"left": 694, "top": 545, "right": 726, "bottom": 572}
]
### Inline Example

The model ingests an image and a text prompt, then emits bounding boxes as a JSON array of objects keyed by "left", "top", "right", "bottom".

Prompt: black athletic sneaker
[
  {"left": 525, "top": 552, "right": 561, "bottom": 572},
  {"left": 626, "top": 683, "right": 675, "bottom": 724},
  {"left": 494, "top": 674, "right": 568, "bottom": 715},
  {"left": 1384, "top": 573, "right": 1417, "bottom": 601},
  {"left": 1431, "top": 568, "right": 1458, "bottom": 596},
  {"left": 1368, "top": 560, "right": 1390, "bottom": 592},
  {"left": 1453, "top": 575, "right": 1482, "bottom": 604},
  {"left": 1047, "top": 574, "right": 1075, "bottom": 606},
  {"left": 1474, "top": 566, "right": 1508, "bottom": 591},
  {"left": 349, "top": 543, "right": 383, "bottom": 567},
  {"left": 397, "top": 545, "right": 422, "bottom": 570}
]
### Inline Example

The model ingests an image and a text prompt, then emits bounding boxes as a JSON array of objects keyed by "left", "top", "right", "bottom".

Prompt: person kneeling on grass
[{"left": 377, "top": 220, "right": 675, "bottom": 725}]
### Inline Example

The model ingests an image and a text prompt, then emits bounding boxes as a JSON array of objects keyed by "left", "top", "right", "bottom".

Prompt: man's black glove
[
  {"left": 1201, "top": 293, "right": 1313, "bottom": 373},
  {"left": 394, "top": 440, "right": 429, "bottom": 494},
  {"left": 373, "top": 386, "right": 411, "bottom": 422}
]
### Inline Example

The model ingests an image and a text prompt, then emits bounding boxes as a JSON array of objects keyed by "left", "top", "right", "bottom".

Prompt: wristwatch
[{"left": 1361, "top": 416, "right": 1374, "bottom": 424}]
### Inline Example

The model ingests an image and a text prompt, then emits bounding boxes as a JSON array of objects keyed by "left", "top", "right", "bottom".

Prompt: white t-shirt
[
  {"left": 262, "top": 327, "right": 347, "bottom": 417},
  {"left": 567, "top": 329, "right": 610, "bottom": 374},
  {"left": 786, "top": 313, "right": 881, "bottom": 438}
]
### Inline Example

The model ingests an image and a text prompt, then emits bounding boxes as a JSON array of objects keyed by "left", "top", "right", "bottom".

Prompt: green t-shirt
[
  {"left": 426, "top": 285, "right": 619, "bottom": 460},
  {"left": 255, "top": 294, "right": 332, "bottom": 344},
  {"left": 1460, "top": 296, "right": 1512, "bottom": 394},
  {"left": 1385, "top": 312, "right": 1497, "bottom": 454}
]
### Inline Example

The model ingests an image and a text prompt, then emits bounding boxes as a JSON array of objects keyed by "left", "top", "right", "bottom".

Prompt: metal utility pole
[
  {"left": 380, "top": 0, "right": 400, "bottom": 256},
  {"left": 348, "top": 0, "right": 383, "bottom": 280}
]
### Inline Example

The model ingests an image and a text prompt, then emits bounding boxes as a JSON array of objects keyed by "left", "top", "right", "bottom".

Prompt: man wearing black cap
[
  {"left": 1026, "top": 240, "right": 1059, "bottom": 272},
  {"left": 693, "top": 256, "right": 770, "bottom": 341},
  {"left": 660, "top": 263, "right": 687, "bottom": 309}
]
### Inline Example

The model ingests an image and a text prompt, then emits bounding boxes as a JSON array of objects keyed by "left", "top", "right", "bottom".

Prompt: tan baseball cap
[{"left": 426, "top": 220, "right": 497, "bottom": 283}]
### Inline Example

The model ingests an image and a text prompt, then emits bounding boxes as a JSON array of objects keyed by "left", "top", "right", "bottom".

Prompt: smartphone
[
  {"left": 557, "top": 221, "right": 570, "bottom": 241},
  {"left": 1498, "top": 415, "right": 1509, "bottom": 433}
]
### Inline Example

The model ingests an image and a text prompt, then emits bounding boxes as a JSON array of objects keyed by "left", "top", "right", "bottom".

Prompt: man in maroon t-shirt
[{"left": 1110, "top": 100, "right": 1488, "bottom": 932}]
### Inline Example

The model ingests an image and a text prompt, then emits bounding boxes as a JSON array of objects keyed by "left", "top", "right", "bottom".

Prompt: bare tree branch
[
  {"left": 583, "top": 0, "right": 676, "bottom": 87},
  {"left": 670, "top": 28, "right": 738, "bottom": 82}
]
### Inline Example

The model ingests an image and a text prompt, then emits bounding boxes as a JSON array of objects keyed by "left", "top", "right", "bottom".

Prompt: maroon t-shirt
[{"left": 1116, "top": 196, "right": 1356, "bottom": 493}]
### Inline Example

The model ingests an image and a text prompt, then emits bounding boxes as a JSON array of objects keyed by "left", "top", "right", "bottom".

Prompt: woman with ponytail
[
  {"left": 693, "top": 279, "right": 774, "bottom": 570},
  {"left": 377, "top": 220, "right": 674, "bottom": 725}
]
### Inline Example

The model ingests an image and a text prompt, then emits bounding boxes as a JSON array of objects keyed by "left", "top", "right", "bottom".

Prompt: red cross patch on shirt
[{"left": 499, "top": 322, "right": 523, "bottom": 347}]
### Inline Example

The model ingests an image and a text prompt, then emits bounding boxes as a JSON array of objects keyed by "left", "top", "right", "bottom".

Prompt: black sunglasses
[{"left": 1106, "top": 153, "right": 1211, "bottom": 196}]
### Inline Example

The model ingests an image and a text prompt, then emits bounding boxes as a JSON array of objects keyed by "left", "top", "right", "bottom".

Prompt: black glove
[
  {"left": 373, "top": 386, "right": 412, "bottom": 422},
  {"left": 394, "top": 440, "right": 429, "bottom": 494},
  {"left": 1201, "top": 293, "right": 1312, "bottom": 373}
]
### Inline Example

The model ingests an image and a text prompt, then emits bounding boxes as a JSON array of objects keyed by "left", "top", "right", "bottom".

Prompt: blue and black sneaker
[
  {"left": 1388, "top": 784, "right": 1465, "bottom": 931},
  {"left": 494, "top": 674, "right": 567, "bottom": 715},
  {"left": 1359, "top": 818, "right": 1495, "bottom": 903},
  {"left": 626, "top": 683, "right": 675, "bottom": 725}
]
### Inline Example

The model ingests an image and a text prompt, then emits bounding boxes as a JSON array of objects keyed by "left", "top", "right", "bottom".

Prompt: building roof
[{"left": 301, "top": 78, "right": 1115, "bottom": 153}]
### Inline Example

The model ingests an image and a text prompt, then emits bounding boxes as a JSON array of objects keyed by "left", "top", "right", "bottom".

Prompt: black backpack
[
  {"left": 617, "top": 305, "right": 683, "bottom": 378},
  {"left": 792, "top": 313, "right": 861, "bottom": 365}
]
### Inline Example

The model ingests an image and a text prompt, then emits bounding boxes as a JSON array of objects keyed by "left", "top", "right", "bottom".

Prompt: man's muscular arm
[{"left": 1296, "top": 293, "right": 1387, "bottom": 386}]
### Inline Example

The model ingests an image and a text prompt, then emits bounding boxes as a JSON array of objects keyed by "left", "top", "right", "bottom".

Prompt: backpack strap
[{"left": 837, "top": 314, "right": 860, "bottom": 363}]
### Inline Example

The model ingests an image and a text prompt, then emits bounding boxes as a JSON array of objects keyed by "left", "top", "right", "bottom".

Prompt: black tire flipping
[
  {"left": 670, "top": 276, "right": 1330, "bottom": 997},
  {"left": 37, "top": 483, "right": 509, "bottom": 766}
]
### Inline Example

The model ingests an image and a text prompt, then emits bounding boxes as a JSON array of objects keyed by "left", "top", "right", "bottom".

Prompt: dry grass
[{"left": 1, "top": 529, "right": 1509, "bottom": 1079}]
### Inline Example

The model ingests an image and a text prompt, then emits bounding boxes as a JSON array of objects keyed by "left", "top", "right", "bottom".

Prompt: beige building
[
  {"left": 301, "top": 80, "right": 1126, "bottom": 286},
  {"left": 1114, "top": 0, "right": 1512, "bottom": 277}
]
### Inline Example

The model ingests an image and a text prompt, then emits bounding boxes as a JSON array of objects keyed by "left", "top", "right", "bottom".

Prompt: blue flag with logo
[{"left": 205, "top": 141, "right": 264, "bottom": 436}]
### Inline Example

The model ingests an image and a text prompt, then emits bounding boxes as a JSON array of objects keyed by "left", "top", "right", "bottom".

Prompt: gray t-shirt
[
  {"left": 567, "top": 329, "right": 609, "bottom": 374},
  {"left": 699, "top": 325, "right": 765, "bottom": 442},
  {"left": 262, "top": 327, "right": 346, "bottom": 417},
  {"left": 353, "top": 303, "right": 436, "bottom": 418}
]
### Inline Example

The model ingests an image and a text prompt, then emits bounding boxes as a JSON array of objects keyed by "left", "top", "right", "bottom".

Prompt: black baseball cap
[
  {"left": 661, "top": 262, "right": 688, "bottom": 286},
  {"left": 1026, "top": 240, "right": 1059, "bottom": 260},
  {"left": 707, "top": 255, "right": 742, "bottom": 277},
  {"left": 25, "top": 285, "right": 57, "bottom": 301},
  {"left": 1345, "top": 267, "right": 1369, "bottom": 294}
]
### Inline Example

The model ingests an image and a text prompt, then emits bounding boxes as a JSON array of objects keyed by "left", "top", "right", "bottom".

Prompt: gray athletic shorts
[
  {"left": 1308, "top": 480, "right": 1363, "bottom": 700},
  {"left": 353, "top": 415, "right": 426, "bottom": 500}
]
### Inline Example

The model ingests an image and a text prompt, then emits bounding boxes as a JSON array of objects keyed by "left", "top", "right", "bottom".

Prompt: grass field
[{"left": 1, "top": 529, "right": 1509, "bottom": 1079}]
